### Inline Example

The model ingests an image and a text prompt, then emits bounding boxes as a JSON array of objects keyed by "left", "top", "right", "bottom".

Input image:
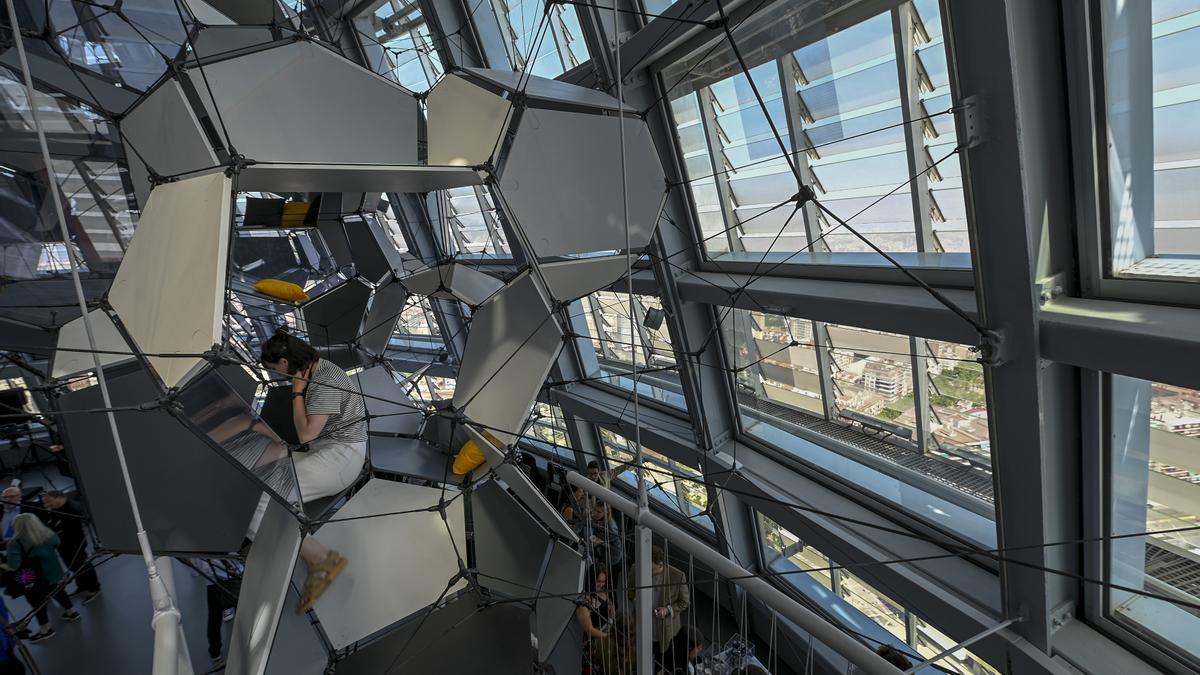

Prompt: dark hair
[
  {"left": 260, "top": 327, "right": 318, "bottom": 373},
  {"left": 585, "top": 566, "right": 608, "bottom": 593},
  {"left": 875, "top": 645, "right": 912, "bottom": 669},
  {"left": 587, "top": 460, "right": 600, "bottom": 470},
  {"left": 43, "top": 490, "right": 65, "bottom": 499},
  {"left": 651, "top": 545, "right": 666, "bottom": 565}
]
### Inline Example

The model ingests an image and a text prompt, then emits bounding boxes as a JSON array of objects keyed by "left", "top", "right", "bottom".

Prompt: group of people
[
  {"left": 554, "top": 458, "right": 701, "bottom": 674},
  {"left": 574, "top": 546, "right": 700, "bottom": 675},
  {"left": 0, "top": 484, "right": 102, "bottom": 649}
]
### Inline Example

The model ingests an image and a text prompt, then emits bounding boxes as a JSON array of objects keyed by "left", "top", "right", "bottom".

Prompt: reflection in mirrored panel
[{"left": 177, "top": 367, "right": 299, "bottom": 507}]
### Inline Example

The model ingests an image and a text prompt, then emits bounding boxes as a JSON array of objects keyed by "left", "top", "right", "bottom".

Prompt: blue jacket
[{"left": 7, "top": 534, "right": 64, "bottom": 585}]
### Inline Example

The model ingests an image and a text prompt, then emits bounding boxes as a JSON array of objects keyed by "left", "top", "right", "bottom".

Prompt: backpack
[{"left": 2, "top": 542, "right": 40, "bottom": 598}]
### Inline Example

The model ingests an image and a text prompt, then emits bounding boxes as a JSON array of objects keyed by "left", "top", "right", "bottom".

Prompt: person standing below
[
  {"left": 0, "top": 484, "right": 23, "bottom": 539},
  {"left": 39, "top": 491, "right": 100, "bottom": 603},
  {"left": 5, "top": 513, "right": 79, "bottom": 642},
  {"left": 259, "top": 328, "right": 368, "bottom": 613},
  {"left": 649, "top": 546, "right": 689, "bottom": 672}
]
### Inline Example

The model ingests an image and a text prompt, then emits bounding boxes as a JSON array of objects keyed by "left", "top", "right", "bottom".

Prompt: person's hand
[
  {"left": 291, "top": 365, "right": 311, "bottom": 393},
  {"left": 654, "top": 607, "right": 669, "bottom": 619},
  {"left": 49, "top": 444, "right": 64, "bottom": 454}
]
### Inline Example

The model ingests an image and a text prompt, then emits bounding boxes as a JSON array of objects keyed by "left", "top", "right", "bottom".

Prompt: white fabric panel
[
  {"left": 536, "top": 540, "right": 585, "bottom": 660},
  {"left": 464, "top": 67, "right": 621, "bottom": 111},
  {"left": 52, "top": 309, "right": 133, "bottom": 379},
  {"left": 308, "top": 479, "right": 467, "bottom": 649},
  {"left": 187, "top": 41, "right": 418, "bottom": 165},
  {"left": 108, "top": 172, "right": 231, "bottom": 388},
  {"left": 237, "top": 164, "right": 481, "bottom": 194},
  {"left": 426, "top": 72, "right": 511, "bottom": 166},
  {"left": 537, "top": 255, "right": 632, "bottom": 302},
  {"left": 227, "top": 499, "right": 301, "bottom": 675},
  {"left": 499, "top": 109, "right": 666, "bottom": 258},
  {"left": 401, "top": 263, "right": 503, "bottom": 306},
  {"left": 453, "top": 271, "right": 562, "bottom": 446},
  {"left": 120, "top": 80, "right": 219, "bottom": 208}
]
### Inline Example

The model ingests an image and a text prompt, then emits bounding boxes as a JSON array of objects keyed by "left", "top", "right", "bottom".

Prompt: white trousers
[{"left": 248, "top": 439, "right": 367, "bottom": 536}]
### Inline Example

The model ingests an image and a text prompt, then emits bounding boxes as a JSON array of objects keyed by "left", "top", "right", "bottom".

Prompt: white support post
[
  {"left": 2, "top": 3, "right": 186, "bottom": 673},
  {"left": 566, "top": 472, "right": 903, "bottom": 675}
]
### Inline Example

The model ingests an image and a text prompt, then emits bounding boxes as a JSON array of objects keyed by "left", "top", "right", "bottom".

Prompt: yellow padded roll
[
  {"left": 255, "top": 278, "right": 309, "bottom": 303},
  {"left": 452, "top": 431, "right": 502, "bottom": 475}
]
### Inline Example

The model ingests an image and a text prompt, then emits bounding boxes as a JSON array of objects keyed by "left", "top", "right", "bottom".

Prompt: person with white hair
[{"left": 5, "top": 512, "right": 80, "bottom": 642}]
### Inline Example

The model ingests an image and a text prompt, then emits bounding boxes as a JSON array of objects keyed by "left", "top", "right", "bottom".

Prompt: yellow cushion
[
  {"left": 280, "top": 201, "right": 312, "bottom": 227},
  {"left": 452, "top": 431, "right": 502, "bottom": 475},
  {"left": 452, "top": 441, "right": 486, "bottom": 475},
  {"left": 255, "top": 279, "right": 309, "bottom": 303}
]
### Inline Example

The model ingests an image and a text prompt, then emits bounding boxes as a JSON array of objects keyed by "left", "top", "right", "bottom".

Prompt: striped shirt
[{"left": 304, "top": 359, "right": 368, "bottom": 443}]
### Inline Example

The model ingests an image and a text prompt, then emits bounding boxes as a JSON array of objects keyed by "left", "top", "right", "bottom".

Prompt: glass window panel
[
  {"left": 827, "top": 324, "right": 915, "bottom": 436},
  {"left": 1108, "top": 376, "right": 1200, "bottom": 661},
  {"left": 722, "top": 308, "right": 825, "bottom": 417},
  {"left": 757, "top": 513, "right": 834, "bottom": 590},
  {"left": 839, "top": 571, "right": 908, "bottom": 641},
  {"left": 601, "top": 429, "right": 713, "bottom": 530},
  {"left": 1102, "top": 1, "right": 1200, "bottom": 277},
  {"left": 912, "top": 616, "right": 1001, "bottom": 675},
  {"left": 493, "top": 0, "right": 588, "bottom": 78},
  {"left": 925, "top": 340, "right": 991, "bottom": 463}
]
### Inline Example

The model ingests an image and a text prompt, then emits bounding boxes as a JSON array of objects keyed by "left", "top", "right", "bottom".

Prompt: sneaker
[
  {"left": 82, "top": 590, "right": 102, "bottom": 605},
  {"left": 211, "top": 654, "right": 225, "bottom": 666},
  {"left": 222, "top": 607, "right": 235, "bottom": 622},
  {"left": 63, "top": 610, "right": 81, "bottom": 623},
  {"left": 29, "top": 629, "right": 55, "bottom": 643}
]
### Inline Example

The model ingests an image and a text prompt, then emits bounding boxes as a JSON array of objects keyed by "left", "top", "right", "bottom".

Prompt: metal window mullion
[
  {"left": 75, "top": 159, "right": 127, "bottom": 251},
  {"left": 545, "top": 6, "right": 573, "bottom": 73},
  {"left": 910, "top": 336, "right": 933, "bottom": 453},
  {"left": 470, "top": 185, "right": 506, "bottom": 255},
  {"left": 812, "top": 320, "right": 838, "bottom": 421},
  {"left": 776, "top": 55, "right": 827, "bottom": 253},
  {"left": 696, "top": 87, "right": 744, "bottom": 253},
  {"left": 892, "top": 4, "right": 934, "bottom": 252}
]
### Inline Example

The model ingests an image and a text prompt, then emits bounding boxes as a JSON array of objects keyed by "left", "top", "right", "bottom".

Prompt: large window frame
[
  {"left": 658, "top": 0, "right": 978, "bottom": 286},
  {"left": 1064, "top": 0, "right": 1200, "bottom": 308},
  {"left": 720, "top": 306, "right": 996, "bottom": 540}
]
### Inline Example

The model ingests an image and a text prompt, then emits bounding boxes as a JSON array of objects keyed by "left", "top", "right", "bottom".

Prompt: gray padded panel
[
  {"left": 227, "top": 499, "right": 302, "bottom": 675},
  {"left": 316, "top": 221, "right": 354, "bottom": 271},
  {"left": 537, "top": 255, "right": 632, "bottom": 302},
  {"left": 264, "top": 585, "right": 330, "bottom": 675},
  {"left": 369, "top": 437, "right": 452, "bottom": 483},
  {"left": 354, "top": 365, "right": 423, "bottom": 436},
  {"left": 300, "top": 279, "right": 372, "bottom": 347},
  {"left": 359, "top": 281, "right": 407, "bottom": 356},
  {"left": 52, "top": 308, "right": 134, "bottom": 379},
  {"left": 535, "top": 540, "right": 585, "bottom": 661},
  {"left": 472, "top": 479, "right": 551, "bottom": 601},
  {"left": 119, "top": 80, "right": 219, "bottom": 208},
  {"left": 333, "top": 591, "right": 534, "bottom": 675},
  {"left": 452, "top": 272, "right": 563, "bottom": 446},
  {"left": 191, "top": 27, "right": 276, "bottom": 60},
  {"left": 464, "top": 67, "right": 621, "bottom": 111},
  {"left": 495, "top": 462, "right": 579, "bottom": 543},
  {"left": 498, "top": 109, "right": 665, "bottom": 258},
  {"left": 237, "top": 164, "right": 483, "bottom": 194},
  {"left": 186, "top": 41, "right": 418, "bottom": 165},
  {"left": 56, "top": 364, "right": 260, "bottom": 554},
  {"left": 344, "top": 218, "right": 402, "bottom": 285},
  {"left": 401, "top": 263, "right": 503, "bottom": 307}
]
